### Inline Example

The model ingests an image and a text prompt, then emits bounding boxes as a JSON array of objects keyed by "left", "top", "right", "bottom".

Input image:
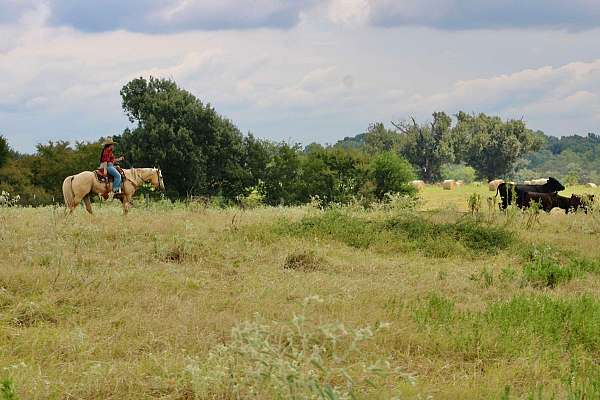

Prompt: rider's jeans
[{"left": 107, "top": 163, "right": 121, "bottom": 191}]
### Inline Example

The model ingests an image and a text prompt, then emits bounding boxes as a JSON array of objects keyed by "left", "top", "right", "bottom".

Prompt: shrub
[
  {"left": 369, "top": 152, "right": 416, "bottom": 200},
  {"left": 237, "top": 184, "right": 265, "bottom": 209}
]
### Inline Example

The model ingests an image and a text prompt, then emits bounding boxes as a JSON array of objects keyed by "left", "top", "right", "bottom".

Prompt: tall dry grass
[{"left": 1, "top": 185, "right": 600, "bottom": 398}]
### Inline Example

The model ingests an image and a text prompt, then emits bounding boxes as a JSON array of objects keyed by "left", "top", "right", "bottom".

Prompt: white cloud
[{"left": 2, "top": 6, "right": 600, "bottom": 151}]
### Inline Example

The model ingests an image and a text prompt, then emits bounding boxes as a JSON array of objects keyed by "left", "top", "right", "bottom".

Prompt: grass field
[{"left": 2, "top": 184, "right": 600, "bottom": 399}]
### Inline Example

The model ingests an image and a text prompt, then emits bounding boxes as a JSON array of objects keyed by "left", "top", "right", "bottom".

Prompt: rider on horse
[{"left": 99, "top": 137, "right": 124, "bottom": 194}]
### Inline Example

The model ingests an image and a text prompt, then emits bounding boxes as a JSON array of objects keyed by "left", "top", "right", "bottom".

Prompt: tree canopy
[
  {"left": 0, "top": 136, "right": 9, "bottom": 170},
  {"left": 117, "top": 77, "right": 253, "bottom": 199}
]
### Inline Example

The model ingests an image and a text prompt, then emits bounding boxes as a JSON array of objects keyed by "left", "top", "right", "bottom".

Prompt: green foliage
[
  {"left": 412, "top": 293, "right": 600, "bottom": 375},
  {"left": 363, "top": 122, "right": 401, "bottom": 154},
  {"left": 263, "top": 142, "right": 303, "bottom": 205},
  {"left": 524, "top": 134, "right": 600, "bottom": 184},
  {"left": 118, "top": 76, "right": 254, "bottom": 199},
  {"left": 467, "top": 193, "right": 481, "bottom": 214},
  {"left": 272, "top": 210, "right": 512, "bottom": 258},
  {"left": 300, "top": 146, "right": 369, "bottom": 205},
  {"left": 393, "top": 112, "right": 453, "bottom": 182},
  {"left": 452, "top": 112, "right": 543, "bottom": 180},
  {"left": 441, "top": 163, "right": 476, "bottom": 183},
  {"left": 237, "top": 183, "right": 265, "bottom": 209},
  {"left": 0, "top": 136, "right": 9, "bottom": 170},
  {"left": 0, "top": 140, "right": 101, "bottom": 205},
  {"left": 522, "top": 249, "right": 600, "bottom": 288},
  {"left": 0, "top": 377, "right": 18, "bottom": 400},
  {"left": 369, "top": 152, "right": 416, "bottom": 200},
  {"left": 30, "top": 140, "right": 102, "bottom": 200},
  {"left": 522, "top": 252, "right": 574, "bottom": 288}
]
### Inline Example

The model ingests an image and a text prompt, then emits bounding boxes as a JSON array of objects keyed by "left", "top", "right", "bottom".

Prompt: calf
[
  {"left": 559, "top": 194, "right": 595, "bottom": 214},
  {"left": 522, "top": 192, "right": 558, "bottom": 212}
]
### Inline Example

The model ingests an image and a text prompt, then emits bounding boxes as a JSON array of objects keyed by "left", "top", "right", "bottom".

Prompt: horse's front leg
[{"left": 122, "top": 195, "right": 131, "bottom": 215}]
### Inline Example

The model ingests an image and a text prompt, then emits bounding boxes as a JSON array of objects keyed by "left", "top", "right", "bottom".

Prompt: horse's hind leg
[{"left": 83, "top": 195, "right": 93, "bottom": 215}]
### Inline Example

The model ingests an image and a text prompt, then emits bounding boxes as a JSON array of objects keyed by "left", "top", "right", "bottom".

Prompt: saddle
[{"left": 95, "top": 166, "right": 126, "bottom": 184}]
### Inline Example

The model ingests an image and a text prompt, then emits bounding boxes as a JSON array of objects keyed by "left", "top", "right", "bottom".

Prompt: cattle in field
[
  {"left": 521, "top": 192, "right": 594, "bottom": 214},
  {"left": 495, "top": 177, "right": 565, "bottom": 210},
  {"left": 560, "top": 194, "right": 595, "bottom": 214},
  {"left": 522, "top": 192, "right": 557, "bottom": 212}
]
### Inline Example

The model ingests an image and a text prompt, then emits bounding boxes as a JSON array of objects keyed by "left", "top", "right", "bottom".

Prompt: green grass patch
[
  {"left": 413, "top": 294, "right": 600, "bottom": 357},
  {"left": 270, "top": 210, "right": 513, "bottom": 258},
  {"left": 521, "top": 248, "right": 600, "bottom": 288}
]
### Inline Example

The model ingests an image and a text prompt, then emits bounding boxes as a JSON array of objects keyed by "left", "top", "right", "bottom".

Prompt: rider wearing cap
[{"left": 99, "top": 138, "right": 124, "bottom": 194}]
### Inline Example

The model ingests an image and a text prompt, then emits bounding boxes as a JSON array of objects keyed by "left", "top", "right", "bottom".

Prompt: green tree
[
  {"left": 369, "top": 152, "right": 416, "bottom": 200},
  {"left": 0, "top": 136, "right": 9, "bottom": 169},
  {"left": 453, "top": 112, "right": 542, "bottom": 181},
  {"left": 300, "top": 146, "right": 369, "bottom": 204},
  {"left": 263, "top": 143, "right": 303, "bottom": 205},
  {"left": 29, "top": 140, "right": 102, "bottom": 201},
  {"left": 118, "top": 77, "right": 250, "bottom": 199},
  {"left": 363, "top": 123, "right": 401, "bottom": 154},
  {"left": 393, "top": 112, "right": 453, "bottom": 182}
]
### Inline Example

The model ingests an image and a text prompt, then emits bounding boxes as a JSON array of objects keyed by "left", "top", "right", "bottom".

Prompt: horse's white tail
[{"left": 62, "top": 176, "right": 75, "bottom": 208}]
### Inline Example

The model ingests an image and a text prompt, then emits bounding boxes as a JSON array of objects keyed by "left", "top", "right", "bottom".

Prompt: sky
[{"left": 1, "top": 1, "right": 600, "bottom": 152}]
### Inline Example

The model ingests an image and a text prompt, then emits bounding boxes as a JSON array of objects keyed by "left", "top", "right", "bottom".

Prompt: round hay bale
[
  {"left": 586, "top": 182, "right": 597, "bottom": 188},
  {"left": 488, "top": 179, "right": 504, "bottom": 191},
  {"left": 442, "top": 179, "right": 456, "bottom": 190},
  {"left": 410, "top": 180, "right": 425, "bottom": 190},
  {"left": 456, "top": 180, "right": 464, "bottom": 187}
]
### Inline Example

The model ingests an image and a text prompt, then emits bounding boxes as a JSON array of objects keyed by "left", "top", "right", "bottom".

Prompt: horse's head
[{"left": 153, "top": 167, "right": 165, "bottom": 191}]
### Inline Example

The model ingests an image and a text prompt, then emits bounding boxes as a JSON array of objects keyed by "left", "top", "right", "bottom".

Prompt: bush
[{"left": 369, "top": 152, "right": 416, "bottom": 200}]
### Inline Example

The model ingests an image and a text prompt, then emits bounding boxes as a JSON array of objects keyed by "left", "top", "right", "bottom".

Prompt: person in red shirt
[{"left": 99, "top": 138, "right": 124, "bottom": 194}]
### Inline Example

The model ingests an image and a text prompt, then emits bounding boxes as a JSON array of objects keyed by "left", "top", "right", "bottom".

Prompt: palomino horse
[{"left": 62, "top": 167, "right": 165, "bottom": 215}]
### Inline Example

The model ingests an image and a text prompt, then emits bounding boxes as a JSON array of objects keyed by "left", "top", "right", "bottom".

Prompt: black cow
[
  {"left": 522, "top": 192, "right": 594, "bottom": 214},
  {"left": 496, "top": 177, "right": 565, "bottom": 210},
  {"left": 522, "top": 192, "right": 557, "bottom": 212}
]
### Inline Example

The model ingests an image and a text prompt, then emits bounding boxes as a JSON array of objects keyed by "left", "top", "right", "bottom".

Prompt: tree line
[{"left": 0, "top": 77, "right": 596, "bottom": 206}]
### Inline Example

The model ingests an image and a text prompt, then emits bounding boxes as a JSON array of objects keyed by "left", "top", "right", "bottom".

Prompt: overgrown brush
[{"left": 184, "top": 296, "right": 413, "bottom": 399}]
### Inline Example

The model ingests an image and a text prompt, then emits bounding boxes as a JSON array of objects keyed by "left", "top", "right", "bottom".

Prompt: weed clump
[
  {"left": 283, "top": 251, "right": 326, "bottom": 272},
  {"left": 0, "top": 377, "right": 18, "bottom": 400}
]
